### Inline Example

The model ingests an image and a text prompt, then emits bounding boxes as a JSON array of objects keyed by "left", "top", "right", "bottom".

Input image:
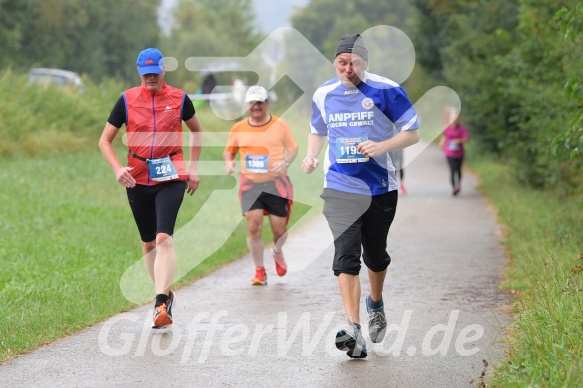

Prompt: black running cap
[{"left": 334, "top": 33, "right": 368, "bottom": 62}]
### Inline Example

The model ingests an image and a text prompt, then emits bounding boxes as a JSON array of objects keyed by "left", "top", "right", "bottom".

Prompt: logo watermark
[
  {"left": 98, "top": 309, "right": 484, "bottom": 362},
  {"left": 118, "top": 25, "right": 462, "bottom": 305}
]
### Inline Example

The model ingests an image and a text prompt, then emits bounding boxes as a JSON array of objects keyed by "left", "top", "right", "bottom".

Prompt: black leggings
[
  {"left": 446, "top": 156, "right": 463, "bottom": 188},
  {"left": 126, "top": 181, "right": 186, "bottom": 242}
]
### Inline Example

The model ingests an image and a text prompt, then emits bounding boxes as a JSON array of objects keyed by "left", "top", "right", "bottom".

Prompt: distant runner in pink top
[{"left": 439, "top": 118, "right": 469, "bottom": 196}]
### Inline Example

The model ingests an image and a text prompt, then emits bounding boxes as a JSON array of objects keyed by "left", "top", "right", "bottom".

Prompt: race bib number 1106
[{"left": 246, "top": 154, "right": 269, "bottom": 173}]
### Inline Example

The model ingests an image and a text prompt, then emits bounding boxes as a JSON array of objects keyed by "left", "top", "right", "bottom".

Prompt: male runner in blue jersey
[{"left": 301, "top": 34, "right": 420, "bottom": 358}]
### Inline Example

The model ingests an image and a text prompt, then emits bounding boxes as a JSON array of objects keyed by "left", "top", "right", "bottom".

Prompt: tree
[
  {"left": 0, "top": 0, "right": 160, "bottom": 83},
  {"left": 286, "top": 0, "right": 419, "bottom": 105},
  {"left": 554, "top": 3, "right": 583, "bottom": 170},
  {"left": 412, "top": 0, "right": 582, "bottom": 195},
  {"left": 159, "top": 0, "right": 263, "bottom": 91}
]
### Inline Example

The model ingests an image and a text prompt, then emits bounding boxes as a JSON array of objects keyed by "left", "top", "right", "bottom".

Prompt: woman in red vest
[{"left": 99, "top": 48, "right": 203, "bottom": 329}]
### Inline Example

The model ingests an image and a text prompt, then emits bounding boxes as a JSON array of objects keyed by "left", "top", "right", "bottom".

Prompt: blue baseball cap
[{"left": 136, "top": 48, "right": 164, "bottom": 76}]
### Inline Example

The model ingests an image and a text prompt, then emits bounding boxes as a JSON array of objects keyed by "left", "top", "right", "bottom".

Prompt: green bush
[{"left": 0, "top": 69, "right": 125, "bottom": 157}]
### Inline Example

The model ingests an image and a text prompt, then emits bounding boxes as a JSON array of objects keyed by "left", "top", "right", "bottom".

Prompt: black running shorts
[
  {"left": 240, "top": 180, "right": 289, "bottom": 217},
  {"left": 321, "top": 188, "right": 398, "bottom": 276},
  {"left": 126, "top": 181, "right": 186, "bottom": 242}
]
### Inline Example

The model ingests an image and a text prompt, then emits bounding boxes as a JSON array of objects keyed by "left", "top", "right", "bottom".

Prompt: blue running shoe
[
  {"left": 336, "top": 323, "right": 367, "bottom": 358},
  {"left": 366, "top": 295, "right": 387, "bottom": 343}
]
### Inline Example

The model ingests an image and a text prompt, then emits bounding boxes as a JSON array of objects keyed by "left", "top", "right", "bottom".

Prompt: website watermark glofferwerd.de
[{"left": 98, "top": 309, "right": 485, "bottom": 363}]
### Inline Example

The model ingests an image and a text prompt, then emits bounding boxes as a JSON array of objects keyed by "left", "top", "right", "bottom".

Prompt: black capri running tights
[{"left": 126, "top": 181, "right": 186, "bottom": 242}]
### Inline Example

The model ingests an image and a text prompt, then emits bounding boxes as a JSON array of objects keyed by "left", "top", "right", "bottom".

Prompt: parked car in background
[{"left": 28, "top": 68, "right": 84, "bottom": 94}]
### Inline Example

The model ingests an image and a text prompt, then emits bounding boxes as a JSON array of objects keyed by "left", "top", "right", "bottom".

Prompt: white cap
[{"left": 245, "top": 85, "right": 268, "bottom": 102}]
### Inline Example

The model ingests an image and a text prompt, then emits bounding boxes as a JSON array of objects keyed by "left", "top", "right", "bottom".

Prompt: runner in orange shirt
[{"left": 224, "top": 86, "right": 298, "bottom": 285}]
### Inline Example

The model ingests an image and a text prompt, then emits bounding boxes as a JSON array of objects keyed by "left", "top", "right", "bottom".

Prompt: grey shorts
[{"left": 321, "top": 188, "right": 398, "bottom": 276}]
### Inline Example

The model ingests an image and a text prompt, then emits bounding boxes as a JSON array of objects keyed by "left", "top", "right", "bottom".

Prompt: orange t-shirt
[{"left": 225, "top": 115, "right": 298, "bottom": 183}]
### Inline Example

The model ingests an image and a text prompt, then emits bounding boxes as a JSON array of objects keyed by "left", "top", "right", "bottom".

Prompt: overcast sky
[
  {"left": 253, "top": 0, "right": 309, "bottom": 33},
  {"left": 159, "top": 0, "right": 309, "bottom": 35}
]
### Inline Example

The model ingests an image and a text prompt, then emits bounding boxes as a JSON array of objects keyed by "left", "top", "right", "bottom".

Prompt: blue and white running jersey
[{"left": 310, "top": 72, "right": 419, "bottom": 196}]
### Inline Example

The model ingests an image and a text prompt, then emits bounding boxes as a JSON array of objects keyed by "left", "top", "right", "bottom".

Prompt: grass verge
[
  {"left": 0, "top": 96, "right": 320, "bottom": 361},
  {"left": 469, "top": 155, "right": 583, "bottom": 386}
]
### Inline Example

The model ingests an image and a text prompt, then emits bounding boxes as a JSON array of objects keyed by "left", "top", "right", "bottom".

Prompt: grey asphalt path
[{"left": 0, "top": 143, "right": 510, "bottom": 387}]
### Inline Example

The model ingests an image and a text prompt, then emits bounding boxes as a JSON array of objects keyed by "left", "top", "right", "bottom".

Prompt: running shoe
[
  {"left": 251, "top": 266, "right": 267, "bottom": 285},
  {"left": 152, "top": 291, "right": 174, "bottom": 329},
  {"left": 366, "top": 294, "right": 387, "bottom": 343},
  {"left": 336, "top": 323, "right": 367, "bottom": 358},
  {"left": 272, "top": 248, "right": 287, "bottom": 276},
  {"left": 166, "top": 290, "right": 175, "bottom": 320}
]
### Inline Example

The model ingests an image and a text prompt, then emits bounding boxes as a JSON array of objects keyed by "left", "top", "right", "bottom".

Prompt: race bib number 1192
[{"left": 335, "top": 136, "right": 369, "bottom": 163}]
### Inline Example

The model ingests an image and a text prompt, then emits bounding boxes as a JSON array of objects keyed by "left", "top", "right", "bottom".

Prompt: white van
[{"left": 28, "top": 68, "right": 84, "bottom": 94}]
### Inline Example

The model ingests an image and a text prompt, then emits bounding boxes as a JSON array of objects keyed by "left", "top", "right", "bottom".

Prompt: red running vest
[{"left": 124, "top": 82, "right": 187, "bottom": 185}]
